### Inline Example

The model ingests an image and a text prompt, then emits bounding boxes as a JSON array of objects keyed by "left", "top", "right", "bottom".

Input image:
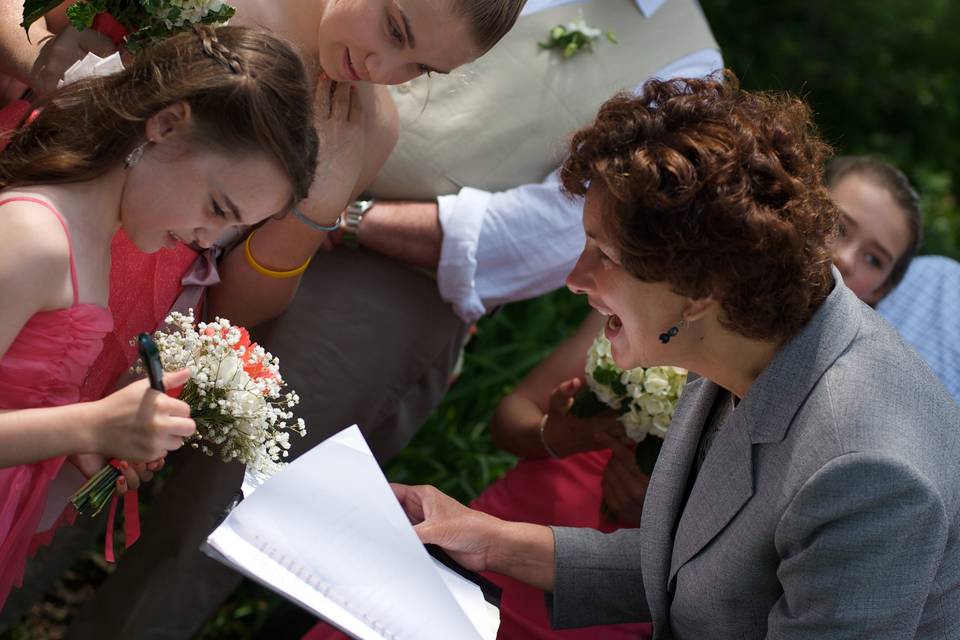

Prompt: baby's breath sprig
[{"left": 539, "top": 18, "right": 617, "bottom": 59}]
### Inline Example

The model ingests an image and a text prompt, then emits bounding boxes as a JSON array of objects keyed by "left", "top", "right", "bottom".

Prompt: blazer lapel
[
  {"left": 668, "top": 408, "right": 753, "bottom": 585},
  {"left": 640, "top": 377, "right": 717, "bottom": 633},
  {"left": 666, "top": 270, "right": 864, "bottom": 586}
]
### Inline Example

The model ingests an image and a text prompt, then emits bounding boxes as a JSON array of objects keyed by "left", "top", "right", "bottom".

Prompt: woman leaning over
[
  {"left": 394, "top": 73, "right": 960, "bottom": 637},
  {"left": 206, "top": 0, "right": 529, "bottom": 327}
]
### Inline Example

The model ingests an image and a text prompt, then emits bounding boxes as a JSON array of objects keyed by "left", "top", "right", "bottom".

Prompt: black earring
[{"left": 659, "top": 319, "right": 685, "bottom": 344}]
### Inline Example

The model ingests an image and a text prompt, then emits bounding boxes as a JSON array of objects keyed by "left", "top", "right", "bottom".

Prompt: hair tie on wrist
[
  {"left": 291, "top": 205, "right": 341, "bottom": 232},
  {"left": 539, "top": 414, "right": 562, "bottom": 459}
]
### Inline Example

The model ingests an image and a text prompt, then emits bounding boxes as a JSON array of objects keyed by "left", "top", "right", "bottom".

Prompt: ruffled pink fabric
[{"left": 0, "top": 304, "right": 113, "bottom": 608}]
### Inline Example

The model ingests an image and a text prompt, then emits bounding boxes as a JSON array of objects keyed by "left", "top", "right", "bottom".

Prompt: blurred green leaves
[{"left": 703, "top": 0, "right": 960, "bottom": 259}]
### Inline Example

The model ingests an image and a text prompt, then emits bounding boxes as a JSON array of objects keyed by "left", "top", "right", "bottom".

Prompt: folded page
[{"left": 206, "top": 425, "right": 493, "bottom": 639}]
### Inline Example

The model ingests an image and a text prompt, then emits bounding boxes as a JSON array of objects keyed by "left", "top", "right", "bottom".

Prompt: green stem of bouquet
[{"left": 70, "top": 464, "right": 120, "bottom": 516}]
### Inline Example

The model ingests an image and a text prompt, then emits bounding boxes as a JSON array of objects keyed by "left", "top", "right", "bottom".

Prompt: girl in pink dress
[{"left": 0, "top": 25, "right": 319, "bottom": 609}]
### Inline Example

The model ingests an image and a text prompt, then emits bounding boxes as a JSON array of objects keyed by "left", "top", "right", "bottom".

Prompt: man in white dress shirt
[
  {"left": 62, "top": 2, "right": 723, "bottom": 637},
  {"left": 356, "top": 1, "right": 722, "bottom": 325}
]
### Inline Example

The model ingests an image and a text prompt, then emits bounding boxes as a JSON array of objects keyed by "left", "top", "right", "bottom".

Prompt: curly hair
[{"left": 561, "top": 71, "right": 839, "bottom": 341}]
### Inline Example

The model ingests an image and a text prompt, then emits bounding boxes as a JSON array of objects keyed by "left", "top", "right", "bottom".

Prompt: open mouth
[{"left": 342, "top": 48, "right": 362, "bottom": 81}]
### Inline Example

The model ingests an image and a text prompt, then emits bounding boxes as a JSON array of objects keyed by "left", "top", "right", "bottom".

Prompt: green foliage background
[{"left": 707, "top": 0, "right": 960, "bottom": 259}]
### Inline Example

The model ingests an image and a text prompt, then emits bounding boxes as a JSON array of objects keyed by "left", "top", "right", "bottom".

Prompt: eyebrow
[
  {"left": 870, "top": 241, "right": 894, "bottom": 263},
  {"left": 399, "top": 7, "right": 416, "bottom": 48},
  {"left": 398, "top": 4, "right": 452, "bottom": 75},
  {"left": 840, "top": 211, "right": 858, "bottom": 229},
  {"left": 841, "top": 213, "right": 894, "bottom": 262}
]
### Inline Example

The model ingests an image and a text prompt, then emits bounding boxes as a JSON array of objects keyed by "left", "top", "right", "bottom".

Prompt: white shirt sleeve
[{"left": 437, "top": 48, "right": 724, "bottom": 323}]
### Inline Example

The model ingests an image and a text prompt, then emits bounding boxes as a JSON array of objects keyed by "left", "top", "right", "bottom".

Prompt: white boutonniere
[{"left": 538, "top": 16, "right": 617, "bottom": 59}]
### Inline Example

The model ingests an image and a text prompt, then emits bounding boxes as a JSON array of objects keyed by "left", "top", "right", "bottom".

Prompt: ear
[
  {"left": 144, "top": 101, "right": 193, "bottom": 144},
  {"left": 681, "top": 296, "right": 715, "bottom": 323}
]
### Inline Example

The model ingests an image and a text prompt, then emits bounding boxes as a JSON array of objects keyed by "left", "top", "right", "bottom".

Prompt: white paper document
[{"left": 205, "top": 425, "right": 500, "bottom": 640}]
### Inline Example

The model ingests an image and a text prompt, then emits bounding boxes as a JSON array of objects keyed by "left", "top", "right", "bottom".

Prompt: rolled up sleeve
[{"left": 437, "top": 173, "right": 586, "bottom": 323}]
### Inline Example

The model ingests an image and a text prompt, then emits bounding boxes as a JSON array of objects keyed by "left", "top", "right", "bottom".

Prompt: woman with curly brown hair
[{"left": 390, "top": 73, "right": 960, "bottom": 638}]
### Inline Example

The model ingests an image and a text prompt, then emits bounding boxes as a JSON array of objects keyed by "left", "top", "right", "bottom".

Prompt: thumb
[
  {"left": 558, "top": 377, "right": 583, "bottom": 398},
  {"left": 549, "top": 379, "right": 580, "bottom": 413},
  {"left": 412, "top": 520, "right": 440, "bottom": 545},
  {"left": 161, "top": 368, "right": 191, "bottom": 390}
]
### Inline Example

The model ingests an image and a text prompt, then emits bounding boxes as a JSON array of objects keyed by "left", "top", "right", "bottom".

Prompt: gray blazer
[{"left": 550, "top": 274, "right": 960, "bottom": 638}]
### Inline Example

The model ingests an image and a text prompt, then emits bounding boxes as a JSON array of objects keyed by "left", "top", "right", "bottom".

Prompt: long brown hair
[{"left": 0, "top": 26, "right": 317, "bottom": 205}]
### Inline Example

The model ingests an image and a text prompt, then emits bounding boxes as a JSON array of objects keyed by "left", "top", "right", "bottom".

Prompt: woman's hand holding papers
[
  {"left": 392, "top": 483, "right": 497, "bottom": 572},
  {"left": 391, "top": 483, "right": 558, "bottom": 592}
]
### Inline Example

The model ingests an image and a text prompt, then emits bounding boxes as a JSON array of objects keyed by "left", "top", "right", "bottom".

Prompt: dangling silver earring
[
  {"left": 659, "top": 319, "right": 686, "bottom": 344},
  {"left": 124, "top": 140, "right": 151, "bottom": 169}
]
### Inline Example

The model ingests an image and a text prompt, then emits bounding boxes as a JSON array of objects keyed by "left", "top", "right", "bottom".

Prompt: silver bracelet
[
  {"left": 291, "top": 205, "right": 341, "bottom": 232},
  {"left": 538, "top": 414, "right": 562, "bottom": 459}
]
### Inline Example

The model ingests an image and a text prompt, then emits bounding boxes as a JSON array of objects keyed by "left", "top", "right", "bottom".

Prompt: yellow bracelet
[{"left": 243, "top": 229, "right": 311, "bottom": 279}]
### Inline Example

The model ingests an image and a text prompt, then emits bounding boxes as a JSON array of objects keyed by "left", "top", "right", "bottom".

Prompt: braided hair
[
  {"left": 196, "top": 26, "right": 246, "bottom": 76},
  {"left": 0, "top": 26, "right": 317, "bottom": 206}
]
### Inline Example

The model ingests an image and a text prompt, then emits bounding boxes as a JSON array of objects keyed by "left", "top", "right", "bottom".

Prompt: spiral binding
[{"left": 253, "top": 534, "right": 401, "bottom": 640}]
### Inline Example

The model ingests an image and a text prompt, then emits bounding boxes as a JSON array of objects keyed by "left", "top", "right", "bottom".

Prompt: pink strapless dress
[
  {"left": 0, "top": 197, "right": 114, "bottom": 609},
  {"left": 302, "top": 450, "right": 652, "bottom": 640}
]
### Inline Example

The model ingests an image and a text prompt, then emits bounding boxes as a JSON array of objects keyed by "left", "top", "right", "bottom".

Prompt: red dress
[
  {"left": 0, "top": 197, "right": 114, "bottom": 608},
  {"left": 302, "top": 450, "right": 652, "bottom": 640}
]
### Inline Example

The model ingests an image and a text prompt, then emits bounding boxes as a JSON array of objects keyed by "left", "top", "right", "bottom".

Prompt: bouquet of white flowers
[
  {"left": 23, "top": 0, "right": 235, "bottom": 53},
  {"left": 571, "top": 332, "right": 687, "bottom": 474},
  {"left": 70, "top": 310, "right": 305, "bottom": 515}
]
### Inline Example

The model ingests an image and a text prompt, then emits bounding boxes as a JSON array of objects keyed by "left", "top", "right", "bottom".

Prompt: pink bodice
[
  {"left": 80, "top": 229, "right": 199, "bottom": 402},
  {"left": 0, "top": 197, "right": 113, "bottom": 607}
]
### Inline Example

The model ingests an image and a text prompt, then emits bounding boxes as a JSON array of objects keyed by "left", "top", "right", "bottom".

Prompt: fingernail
[
  {"left": 119, "top": 461, "right": 129, "bottom": 470},
  {"left": 118, "top": 477, "right": 126, "bottom": 486},
  {"left": 319, "top": 71, "right": 329, "bottom": 81}
]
